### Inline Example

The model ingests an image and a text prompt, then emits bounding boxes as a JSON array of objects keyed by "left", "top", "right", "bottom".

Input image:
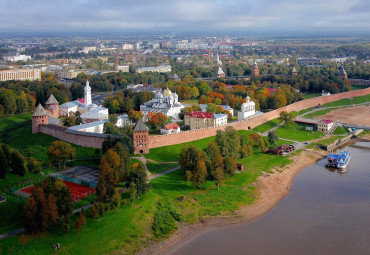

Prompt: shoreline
[
  {"left": 139, "top": 148, "right": 328, "bottom": 255},
  {"left": 140, "top": 134, "right": 370, "bottom": 255}
]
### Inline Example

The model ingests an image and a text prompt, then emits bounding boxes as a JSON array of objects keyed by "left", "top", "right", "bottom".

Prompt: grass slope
[
  {"left": 253, "top": 118, "right": 282, "bottom": 133},
  {"left": 276, "top": 123, "right": 324, "bottom": 142},
  {"left": 146, "top": 162, "right": 179, "bottom": 175},
  {"left": 332, "top": 126, "right": 348, "bottom": 135},
  {"left": 322, "top": 94, "right": 370, "bottom": 107}
]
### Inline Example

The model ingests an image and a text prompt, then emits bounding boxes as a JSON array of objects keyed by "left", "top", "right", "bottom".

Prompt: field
[
  {"left": 302, "top": 93, "right": 321, "bottom": 99},
  {"left": 332, "top": 126, "right": 348, "bottom": 135},
  {"left": 146, "top": 162, "right": 179, "bottom": 174},
  {"left": 253, "top": 118, "right": 282, "bottom": 133},
  {"left": 304, "top": 109, "right": 333, "bottom": 119},
  {"left": 275, "top": 123, "right": 324, "bottom": 142}
]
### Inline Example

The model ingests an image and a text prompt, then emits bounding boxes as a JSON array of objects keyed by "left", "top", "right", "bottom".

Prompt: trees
[
  {"left": 0, "top": 145, "right": 9, "bottom": 179},
  {"left": 256, "top": 136, "right": 268, "bottom": 153},
  {"left": 146, "top": 112, "right": 170, "bottom": 133},
  {"left": 27, "top": 158, "right": 42, "bottom": 174},
  {"left": 10, "top": 151, "right": 27, "bottom": 176},
  {"left": 188, "top": 160, "right": 208, "bottom": 188},
  {"left": 223, "top": 157, "right": 237, "bottom": 177},
  {"left": 215, "top": 126, "right": 241, "bottom": 159},
  {"left": 125, "top": 163, "right": 149, "bottom": 197},
  {"left": 47, "top": 141, "right": 76, "bottom": 169},
  {"left": 179, "top": 145, "right": 207, "bottom": 173},
  {"left": 280, "top": 111, "right": 297, "bottom": 127},
  {"left": 213, "top": 167, "right": 225, "bottom": 190},
  {"left": 128, "top": 110, "right": 144, "bottom": 123},
  {"left": 268, "top": 130, "right": 279, "bottom": 147},
  {"left": 129, "top": 182, "right": 137, "bottom": 204},
  {"left": 240, "top": 144, "right": 253, "bottom": 158}
]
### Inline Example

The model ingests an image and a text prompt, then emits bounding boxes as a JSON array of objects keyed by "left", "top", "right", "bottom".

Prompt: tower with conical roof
[
  {"left": 133, "top": 119, "right": 149, "bottom": 154},
  {"left": 338, "top": 66, "right": 348, "bottom": 79},
  {"left": 217, "top": 67, "right": 225, "bottom": 78},
  {"left": 32, "top": 104, "right": 49, "bottom": 134},
  {"left": 252, "top": 61, "right": 260, "bottom": 77},
  {"left": 292, "top": 67, "right": 298, "bottom": 76},
  {"left": 84, "top": 80, "right": 92, "bottom": 107},
  {"left": 45, "top": 94, "right": 60, "bottom": 118}
]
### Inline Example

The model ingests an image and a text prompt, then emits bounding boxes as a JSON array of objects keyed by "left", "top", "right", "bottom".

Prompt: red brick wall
[
  {"left": 39, "top": 125, "right": 105, "bottom": 149},
  {"left": 148, "top": 88, "right": 370, "bottom": 149}
]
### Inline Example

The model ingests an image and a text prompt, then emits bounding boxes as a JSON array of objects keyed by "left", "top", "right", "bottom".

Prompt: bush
[
  {"left": 152, "top": 200, "right": 183, "bottom": 238},
  {"left": 27, "top": 158, "right": 42, "bottom": 174}
]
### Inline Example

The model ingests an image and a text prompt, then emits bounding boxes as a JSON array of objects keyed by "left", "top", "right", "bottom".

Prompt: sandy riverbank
[{"left": 139, "top": 149, "right": 328, "bottom": 255}]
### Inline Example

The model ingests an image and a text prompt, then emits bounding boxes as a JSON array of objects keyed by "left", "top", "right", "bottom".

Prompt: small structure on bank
[
  {"left": 267, "top": 144, "right": 295, "bottom": 155},
  {"left": 133, "top": 119, "right": 149, "bottom": 154}
]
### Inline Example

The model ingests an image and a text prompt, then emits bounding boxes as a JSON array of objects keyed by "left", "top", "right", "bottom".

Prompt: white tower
[
  {"left": 84, "top": 80, "right": 92, "bottom": 107},
  {"left": 238, "top": 94, "right": 255, "bottom": 121}
]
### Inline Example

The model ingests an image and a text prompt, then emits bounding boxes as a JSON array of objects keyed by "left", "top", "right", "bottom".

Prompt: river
[{"left": 167, "top": 142, "right": 370, "bottom": 255}]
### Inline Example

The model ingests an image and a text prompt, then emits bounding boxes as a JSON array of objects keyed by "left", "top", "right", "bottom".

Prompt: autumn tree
[
  {"left": 189, "top": 160, "right": 208, "bottom": 188},
  {"left": 214, "top": 167, "right": 225, "bottom": 190},
  {"left": 268, "top": 130, "right": 279, "bottom": 147},
  {"left": 111, "top": 189, "right": 121, "bottom": 209},
  {"left": 128, "top": 110, "right": 144, "bottom": 123},
  {"left": 223, "top": 157, "right": 237, "bottom": 177},
  {"left": 125, "top": 162, "right": 149, "bottom": 197},
  {"left": 240, "top": 144, "right": 253, "bottom": 158},
  {"left": 47, "top": 141, "right": 76, "bottom": 169},
  {"left": 129, "top": 182, "right": 137, "bottom": 204}
]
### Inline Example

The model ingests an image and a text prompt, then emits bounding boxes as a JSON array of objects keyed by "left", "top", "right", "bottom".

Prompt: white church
[
  {"left": 140, "top": 88, "right": 184, "bottom": 120},
  {"left": 238, "top": 95, "right": 256, "bottom": 121},
  {"left": 59, "top": 81, "right": 109, "bottom": 123}
]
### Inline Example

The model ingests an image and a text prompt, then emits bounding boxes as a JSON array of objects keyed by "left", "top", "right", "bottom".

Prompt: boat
[{"left": 325, "top": 151, "right": 351, "bottom": 169}]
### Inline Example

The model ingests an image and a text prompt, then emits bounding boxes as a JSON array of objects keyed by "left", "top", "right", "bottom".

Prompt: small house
[{"left": 160, "top": 123, "right": 181, "bottom": 135}]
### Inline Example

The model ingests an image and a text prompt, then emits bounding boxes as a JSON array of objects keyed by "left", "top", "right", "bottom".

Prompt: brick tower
[
  {"left": 45, "top": 94, "right": 60, "bottom": 118},
  {"left": 252, "top": 61, "right": 260, "bottom": 77},
  {"left": 32, "top": 104, "right": 49, "bottom": 134},
  {"left": 133, "top": 119, "right": 149, "bottom": 154}
]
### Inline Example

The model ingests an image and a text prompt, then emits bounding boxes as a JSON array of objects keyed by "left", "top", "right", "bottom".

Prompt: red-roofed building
[
  {"left": 317, "top": 119, "right": 334, "bottom": 132},
  {"left": 266, "top": 88, "right": 277, "bottom": 94},
  {"left": 184, "top": 111, "right": 227, "bottom": 130},
  {"left": 160, "top": 123, "right": 181, "bottom": 134},
  {"left": 77, "top": 98, "right": 85, "bottom": 104}
]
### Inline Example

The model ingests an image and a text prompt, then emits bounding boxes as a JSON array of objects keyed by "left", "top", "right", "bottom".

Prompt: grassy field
[
  {"left": 350, "top": 85, "right": 367, "bottom": 91},
  {"left": 275, "top": 123, "right": 324, "bottom": 142},
  {"left": 253, "top": 118, "right": 282, "bottom": 133},
  {"left": 0, "top": 195, "right": 25, "bottom": 235},
  {"left": 146, "top": 162, "right": 179, "bottom": 175},
  {"left": 304, "top": 109, "right": 333, "bottom": 119},
  {"left": 180, "top": 99, "right": 198, "bottom": 105},
  {"left": 322, "top": 94, "right": 370, "bottom": 107},
  {"left": 332, "top": 126, "right": 348, "bottom": 135},
  {"left": 298, "top": 107, "right": 314, "bottom": 116},
  {"left": 302, "top": 93, "right": 321, "bottom": 99}
]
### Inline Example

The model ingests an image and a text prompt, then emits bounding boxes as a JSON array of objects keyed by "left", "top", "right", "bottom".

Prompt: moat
[{"left": 167, "top": 142, "right": 370, "bottom": 255}]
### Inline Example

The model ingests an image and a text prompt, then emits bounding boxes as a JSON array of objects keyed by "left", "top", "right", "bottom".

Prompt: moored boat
[{"left": 325, "top": 151, "right": 351, "bottom": 169}]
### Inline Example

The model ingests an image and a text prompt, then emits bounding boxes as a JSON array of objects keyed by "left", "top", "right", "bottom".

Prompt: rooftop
[
  {"left": 33, "top": 104, "right": 49, "bottom": 117},
  {"left": 45, "top": 94, "right": 59, "bottom": 105},
  {"left": 133, "top": 119, "right": 149, "bottom": 132}
]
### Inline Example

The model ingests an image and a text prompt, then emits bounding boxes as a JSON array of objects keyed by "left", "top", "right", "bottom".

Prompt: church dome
[
  {"left": 155, "top": 92, "right": 164, "bottom": 99},
  {"left": 173, "top": 92, "right": 178, "bottom": 98},
  {"left": 164, "top": 88, "right": 172, "bottom": 96}
]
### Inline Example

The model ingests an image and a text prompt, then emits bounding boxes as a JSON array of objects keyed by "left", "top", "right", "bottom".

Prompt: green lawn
[
  {"left": 350, "top": 85, "right": 367, "bottom": 91},
  {"left": 298, "top": 107, "right": 314, "bottom": 116},
  {"left": 0, "top": 112, "right": 32, "bottom": 132},
  {"left": 302, "top": 93, "right": 321, "bottom": 99},
  {"left": 253, "top": 118, "right": 282, "bottom": 133},
  {"left": 180, "top": 99, "right": 198, "bottom": 105},
  {"left": 147, "top": 162, "right": 179, "bottom": 175},
  {"left": 0, "top": 195, "right": 26, "bottom": 235},
  {"left": 322, "top": 94, "right": 370, "bottom": 107},
  {"left": 304, "top": 109, "right": 333, "bottom": 119},
  {"left": 275, "top": 123, "right": 324, "bottom": 142},
  {"left": 332, "top": 126, "right": 348, "bottom": 135}
]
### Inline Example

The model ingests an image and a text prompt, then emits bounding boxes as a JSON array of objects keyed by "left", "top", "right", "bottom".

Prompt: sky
[{"left": 0, "top": 0, "right": 369, "bottom": 34}]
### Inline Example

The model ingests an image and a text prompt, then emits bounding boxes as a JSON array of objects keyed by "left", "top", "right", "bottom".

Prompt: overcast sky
[{"left": 0, "top": 0, "right": 369, "bottom": 33}]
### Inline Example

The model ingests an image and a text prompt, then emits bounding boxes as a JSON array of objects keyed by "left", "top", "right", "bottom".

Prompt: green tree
[
  {"left": 190, "top": 160, "right": 208, "bottom": 188},
  {"left": 125, "top": 163, "right": 149, "bottom": 197},
  {"left": 10, "top": 151, "right": 27, "bottom": 176},
  {"left": 27, "top": 158, "right": 42, "bottom": 174},
  {"left": 47, "top": 141, "right": 76, "bottom": 169},
  {"left": 0, "top": 146, "right": 9, "bottom": 179},
  {"left": 268, "top": 130, "right": 279, "bottom": 147},
  {"left": 213, "top": 167, "right": 225, "bottom": 190},
  {"left": 129, "top": 182, "right": 137, "bottom": 205},
  {"left": 240, "top": 144, "right": 253, "bottom": 158},
  {"left": 215, "top": 126, "right": 241, "bottom": 159},
  {"left": 90, "top": 204, "right": 98, "bottom": 219},
  {"left": 223, "top": 157, "right": 236, "bottom": 177},
  {"left": 111, "top": 189, "right": 121, "bottom": 209}
]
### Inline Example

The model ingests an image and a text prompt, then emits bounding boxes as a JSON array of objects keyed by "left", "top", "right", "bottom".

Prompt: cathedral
[
  {"left": 238, "top": 95, "right": 256, "bottom": 121},
  {"left": 140, "top": 88, "right": 184, "bottom": 120}
]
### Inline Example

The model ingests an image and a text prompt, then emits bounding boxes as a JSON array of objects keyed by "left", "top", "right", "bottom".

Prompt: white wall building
[
  {"left": 160, "top": 123, "right": 181, "bottom": 135},
  {"left": 5, "top": 55, "right": 31, "bottom": 62},
  {"left": 136, "top": 65, "right": 171, "bottom": 73},
  {"left": 238, "top": 95, "right": 256, "bottom": 121}
]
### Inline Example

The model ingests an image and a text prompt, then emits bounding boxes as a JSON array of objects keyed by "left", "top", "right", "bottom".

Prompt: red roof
[
  {"left": 225, "top": 84, "right": 234, "bottom": 89},
  {"left": 266, "top": 88, "right": 277, "bottom": 93},
  {"left": 185, "top": 111, "right": 214, "bottom": 119},
  {"left": 163, "top": 123, "right": 180, "bottom": 130},
  {"left": 321, "top": 119, "right": 333, "bottom": 124},
  {"left": 77, "top": 98, "right": 85, "bottom": 104}
]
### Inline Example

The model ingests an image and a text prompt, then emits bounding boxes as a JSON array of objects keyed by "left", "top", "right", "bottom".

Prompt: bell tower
[
  {"left": 133, "top": 119, "right": 149, "bottom": 154},
  {"left": 84, "top": 80, "right": 92, "bottom": 107},
  {"left": 252, "top": 61, "right": 260, "bottom": 77}
]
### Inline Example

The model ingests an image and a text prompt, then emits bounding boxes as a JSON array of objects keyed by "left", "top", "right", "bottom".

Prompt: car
[{"left": 304, "top": 142, "right": 309, "bottom": 145}]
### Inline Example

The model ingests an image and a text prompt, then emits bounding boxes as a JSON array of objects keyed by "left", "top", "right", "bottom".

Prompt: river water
[{"left": 168, "top": 142, "right": 370, "bottom": 255}]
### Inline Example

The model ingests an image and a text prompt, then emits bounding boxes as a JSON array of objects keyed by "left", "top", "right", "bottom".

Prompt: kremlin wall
[{"left": 37, "top": 87, "right": 370, "bottom": 150}]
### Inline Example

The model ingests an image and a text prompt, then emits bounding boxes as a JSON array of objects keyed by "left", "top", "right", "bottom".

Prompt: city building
[
  {"left": 0, "top": 68, "right": 41, "bottom": 82},
  {"left": 133, "top": 119, "right": 149, "bottom": 154},
  {"left": 115, "top": 65, "right": 129, "bottom": 72},
  {"left": 217, "top": 67, "right": 225, "bottom": 78},
  {"left": 127, "top": 84, "right": 162, "bottom": 94},
  {"left": 317, "top": 119, "right": 334, "bottom": 133},
  {"left": 55, "top": 69, "right": 84, "bottom": 79},
  {"left": 297, "top": 59, "right": 322, "bottom": 65},
  {"left": 5, "top": 54, "right": 31, "bottom": 62},
  {"left": 348, "top": 79, "right": 370, "bottom": 87},
  {"left": 32, "top": 104, "right": 49, "bottom": 134},
  {"left": 136, "top": 65, "right": 172, "bottom": 73},
  {"left": 169, "top": 73, "right": 180, "bottom": 82},
  {"left": 140, "top": 88, "right": 184, "bottom": 119},
  {"left": 184, "top": 111, "right": 228, "bottom": 130},
  {"left": 160, "top": 123, "right": 181, "bottom": 135},
  {"left": 122, "top": 44, "right": 134, "bottom": 50},
  {"left": 252, "top": 61, "right": 260, "bottom": 77},
  {"left": 238, "top": 95, "right": 256, "bottom": 121}
]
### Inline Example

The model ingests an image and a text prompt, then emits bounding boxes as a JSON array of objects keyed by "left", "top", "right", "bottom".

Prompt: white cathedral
[
  {"left": 238, "top": 95, "right": 256, "bottom": 121},
  {"left": 140, "top": 88, "right": 184, "bottom": 120}
]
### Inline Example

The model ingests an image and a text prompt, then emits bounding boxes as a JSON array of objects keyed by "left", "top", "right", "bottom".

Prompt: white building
[
  {"left": 136, "top": 65, "right": 172, "bottom": 73},
  {"left": 116, "top": 65, "right": 129, "bottom": 72},
  {"left": 317, "top": 119, "right": 334, "bottom": 133},
  {"left": 122, "top": 44, "right": 134, "bottom": 50},
  {"left": 5, "top": 55, "right": 31, "bottom": 62},
  {"left": 217, "top": 67, "right": 225, "bottom": 78},
  {"left": 160, "top": 123, "right": 181, "bottom": 135},
  {"left": 322, "top": 90, "right": 331, "bottom": 96},
  {"left": 140, "top": 88, "right": 184, "bottom": 120},
  {"left": 238, "top": 95, "right": 256, "bottom": 121}
]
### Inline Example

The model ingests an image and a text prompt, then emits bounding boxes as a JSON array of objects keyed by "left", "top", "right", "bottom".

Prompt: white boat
[{"left": 325, "top": 151, "right": 351, "bottom": 169}]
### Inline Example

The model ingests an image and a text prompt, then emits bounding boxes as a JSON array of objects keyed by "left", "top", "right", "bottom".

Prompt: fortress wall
[
  {"left": 148, "top": 88, "right": 370, "bottom": 149},
  {"left": 39, "top": 124, "right": 105, "bottom": 149}
]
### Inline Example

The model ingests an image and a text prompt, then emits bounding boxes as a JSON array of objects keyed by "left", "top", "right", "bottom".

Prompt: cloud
[{"left": 0, "top": 0, "right": 368, "bottom": 32}]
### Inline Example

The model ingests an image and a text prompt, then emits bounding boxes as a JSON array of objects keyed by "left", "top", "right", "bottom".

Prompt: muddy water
[{"left": 168, "top": 142, "right": 370, "bottom": 255}]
